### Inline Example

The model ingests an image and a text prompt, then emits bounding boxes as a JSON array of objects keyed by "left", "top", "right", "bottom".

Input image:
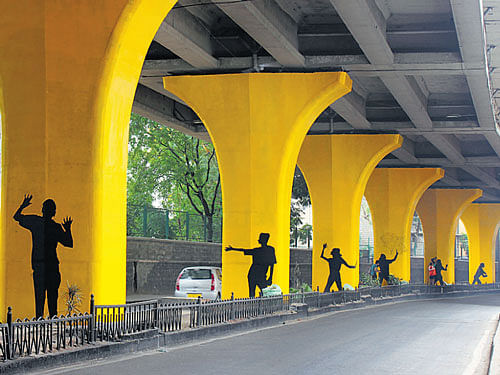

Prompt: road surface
[{"left": 37, "top": 294, "right": 500, "bottom": 375}]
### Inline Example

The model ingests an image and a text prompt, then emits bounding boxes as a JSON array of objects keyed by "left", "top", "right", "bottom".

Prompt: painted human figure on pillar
[
  {"left": 472, "top": 263, "right": 487, "bottom": 285},
  {"left": 225, "top": 233, "right": 276, "bottom": 297},
  {"left": 377, "top": 251, "right": 398, "bottom": 286},
  {"left": 321, "top": 243, "right": 356, "bottom": 292},
  {"left": 13, "top": 194, "right": 73, "bottom": 318}
]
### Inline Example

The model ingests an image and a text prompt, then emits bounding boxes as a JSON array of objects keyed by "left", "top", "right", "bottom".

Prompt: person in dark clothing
[
  {"left": 377, "top": 251, "right": 398, "bottom": 286},
  {"left": 225, "top": 233, "right": 276, "bottom": 297},
  {"left": 13, "top": 194, "right": 73, "bottom": 318},
  {"left": 321, "top": 243, "right": 355, "bottom": 292},
  {"left": 434, "top": 259, "right": 448, "bottom": 286},
  {"left": 472, "top": 263, "right": 488, "bottom": 285}
]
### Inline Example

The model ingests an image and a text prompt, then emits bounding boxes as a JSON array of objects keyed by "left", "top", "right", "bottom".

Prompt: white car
[{"left": 175, "top": 266, "right": 222, "bottom": 300}]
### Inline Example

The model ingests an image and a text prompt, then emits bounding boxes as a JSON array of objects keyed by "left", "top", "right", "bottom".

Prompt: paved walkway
[{"left": 35, "top": 294, "right": 500, "bottom": 375}]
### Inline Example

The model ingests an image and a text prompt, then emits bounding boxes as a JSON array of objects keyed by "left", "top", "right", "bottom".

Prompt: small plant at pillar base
[
  {"left": 359, "top": 272, "right": 379, "bottom": 287},
  {"left": 64, "top": 282, "right": 83, "bottom": 315}
]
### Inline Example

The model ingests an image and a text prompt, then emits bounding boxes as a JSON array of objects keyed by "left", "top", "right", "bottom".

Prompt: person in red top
[
  {"left": 13, "top": 194, "right": 73, "bottom": 318},
  {"left": 428, "top": 259, "right": 436, "bottom": 285}
]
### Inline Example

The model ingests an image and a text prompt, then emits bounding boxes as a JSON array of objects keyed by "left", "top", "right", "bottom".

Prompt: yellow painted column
[
  {"left": 416, "top": 189, "right": 482, "bottom": 284},
  {"left": 461, "top": 204, "right": 500, "bottom": 284},
  {"left": 297, "top": 134, "right": 402, "bottom": 290},
  {"left": 0, "top": 0, "right": 176, "bottom": 318},
  {"left": 365, "top": 168, "right": 444, "bottom": 281},
  {"left": 164, "top": 73, "right": 352, "bottom": 298}
]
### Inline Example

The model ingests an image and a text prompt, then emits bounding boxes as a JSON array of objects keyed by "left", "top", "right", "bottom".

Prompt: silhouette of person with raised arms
[
  {"left": 225, "top": 233, "right": 276, "bottom": 297},
  {"left": 13, "top": 194, "right": 73, "bottom": 318},
  {"left": 377, "top": 251, "right": 398, "bottom": 286},
  {"left": 434, "top": 258, "right": 447, "bottom": 286},
  {"left": 321, "top": 243, "right": 355, "bottom": 292},
  {"left": 472, "top": 263, "right": 487, "bottom": 285}
]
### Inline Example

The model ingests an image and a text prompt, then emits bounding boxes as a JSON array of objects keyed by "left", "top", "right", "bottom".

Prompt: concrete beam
[
  {"left": 450, "top": 0, "right": 500, "bottom": 156},
  {"left": 132, "top": 84, "right": 210, "bottom": 141},
  {"left": 390, "top": 138, "right": 418, "bottom": 164},
  {"left": 329, "top": 90, "right": 371, "bottom": 129},
  {"left": 214, "top": 0, "right": 304, "bottom": 67},
  {"left": 140, "top": 52, "right": 472, "bottom": 76},
  {"left": 154, "top": 7, "right": 218, "bottom": 69}
]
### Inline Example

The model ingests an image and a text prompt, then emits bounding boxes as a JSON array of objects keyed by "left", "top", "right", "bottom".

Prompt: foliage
[
  {"left": 128, "top": 113, "right": 221, "bottom": 241},
  {"left": 291, "top": 167, "right": 310, "bottom": 206},
  {"left": 359, "top": 272, "right": 380, "bottom": 287},
  {"left": 298, "top": 224, "right": 312, "bottom": 248},
  {"left": 64, "top": 282, "right": 83, "bottom": 315},
  {"left": 289, "top": 282, "right": 313, "bottom": 294}
]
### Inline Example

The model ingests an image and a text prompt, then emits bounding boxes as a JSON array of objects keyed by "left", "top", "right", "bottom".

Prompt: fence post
[
  {"left": 6, "top": 306, "right": 12, "bottom": 360},
  {"left": 230, "top": 292, "right": 234, "bottom": 320},
  {"left": 142, "top": 205, "right": 148, "bottom": 237},
  {"left": 316, "top": 286, "right": 320, "bottom": 308},
  {"left": 258, "top": 292, "right": 263, "bottom": 315},
  {"left": 165, "top": 210, "right": 170, "bottom": 239},
  {"left": 89, "top": 294, "right": 95, "bottom": 343},
  {"left": 196, "top": 296, "right": 201, "bottom": 327},
  {"left": 186, "top": 212, "right": 190, "bottom": 241}
]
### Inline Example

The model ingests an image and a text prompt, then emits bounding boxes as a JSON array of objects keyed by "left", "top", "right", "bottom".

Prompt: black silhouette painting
[
  {"left": 472, "top": 263, "right": 487, "bottom": 285},
  {"left": 13, "top": 195, "right": 73, "bottom": 318},
  {"left": 434, "top": 258, "right": 447, "bottom": 286},
  {"left": 377, "top": 251, "right": 398, "bottom": 286},
  {"left": 320, "top": 244, "right": 355, "bottom": 292},
  {"left": 225, "top": 233, "right": 276, "bottom": 297}
]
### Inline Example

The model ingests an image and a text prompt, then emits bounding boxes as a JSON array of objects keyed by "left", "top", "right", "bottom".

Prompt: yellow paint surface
[
  {"left": 164, "top": 73, "right": 352, "bottom": 298},
  {"left": 0, "top": 0, "right": 176, "bottom": 318},
  {"left": 461, "top": 204, "right": 500, "bottom": 283},
  {"left": 416, "top": 189, "right": 482, "bottom": 284},
  {"left": 365, "top": 168, "right": 444, "bottom": 281},
  {"left": 297, "top": 135, "right": 402, "bottom": 290}
]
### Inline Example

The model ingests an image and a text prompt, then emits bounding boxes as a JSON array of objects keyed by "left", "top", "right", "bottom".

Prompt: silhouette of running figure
[
  {"left": 320, "top": 244, "right": 355, "bottom": 292},
  {"left": 225, "top": 233, "right": 276, "bottom": 297},
  {"left": 13, "top": 194, "right": 73, "bottom": 318},
  {"left": 434, "top": 259, "right": 447, "bottom": 286},
  {"left": 377, "top": 251, "right": 398, "bottom": 286},
  {"left": 472, "top": 263, "right": 487, "bottom": 285}
]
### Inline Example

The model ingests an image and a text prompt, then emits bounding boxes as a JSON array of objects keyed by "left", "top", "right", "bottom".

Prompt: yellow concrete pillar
[
  {"left": 164, "top": 73, "right": 352, "bottom": 297},
  {"left": 297, "top": 134, "right": 402, "bottom": 290},
  {"left": 461, "top": 204, "right": 500, "bottom": 284},
  {"left": 416, "top": 189, "right": 482, "bottom": 284},
  {"left": 0, "top": 0, "right": 176, "bottom": 318},
  {"left": 365, "top": 168, "right": 444, "bottom": 281}
]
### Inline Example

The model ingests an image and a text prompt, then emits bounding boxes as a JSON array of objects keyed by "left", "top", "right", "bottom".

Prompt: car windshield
[{"left": 180, "top": 269, "right": 211, "bottom": 280}]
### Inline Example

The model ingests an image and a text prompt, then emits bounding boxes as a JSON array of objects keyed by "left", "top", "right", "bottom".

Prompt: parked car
[{"left": 175, "top": 266, "right": 222, "bottom": 300}]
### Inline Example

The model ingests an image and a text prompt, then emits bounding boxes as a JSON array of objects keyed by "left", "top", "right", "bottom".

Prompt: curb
[{"left": 2, "top": 289, "right": 499, "bottom": 374}]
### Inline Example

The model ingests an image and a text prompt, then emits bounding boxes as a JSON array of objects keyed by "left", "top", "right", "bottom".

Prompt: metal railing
[
  {"left": 1, "top": 283, "right": 500, "bottom": 362},
  {"left": 0, "top": 305, "right": 93, "bottom": 361},
  {"left": 127, "top": 205, "right": 222, "bottom": 243}
]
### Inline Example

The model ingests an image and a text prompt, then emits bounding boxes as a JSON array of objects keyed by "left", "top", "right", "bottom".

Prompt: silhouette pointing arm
[
  {"left": 342, "top": 258, "right": 356, "bottom": 269},
  {"left": 225, "top": 246, "right": 254, "bottom": 253}
]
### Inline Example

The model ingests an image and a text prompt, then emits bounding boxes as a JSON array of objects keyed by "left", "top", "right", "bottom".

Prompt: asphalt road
[{"left": 38, "top": 294, "right": 500, "bottom": 375}]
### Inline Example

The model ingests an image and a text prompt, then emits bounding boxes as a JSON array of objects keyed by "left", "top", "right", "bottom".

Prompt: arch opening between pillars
[
  {"left": 460, "top": 204, "right": 500, "bottom": 284},
  {"left": 0, "top": 0, "right": 177, "bottom": 318},
  {"left": 409, "top": 211, "right": 425, "bottom": 283}
]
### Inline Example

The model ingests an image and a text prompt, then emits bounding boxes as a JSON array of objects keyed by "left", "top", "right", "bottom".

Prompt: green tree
[
  {"left": 298, "top": 224, "right": 313, "bottom": 248},
  {"left": 128, "top": 113, "right": 221, "bottom": 241}
]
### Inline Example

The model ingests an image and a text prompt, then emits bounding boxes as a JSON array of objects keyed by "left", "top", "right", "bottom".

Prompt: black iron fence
[
  {"left": 127, "top": 205, "right": 222, "bottom": 243},
  {"left": 1, "top": 283, "right": 500, "bottom": 362}
]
